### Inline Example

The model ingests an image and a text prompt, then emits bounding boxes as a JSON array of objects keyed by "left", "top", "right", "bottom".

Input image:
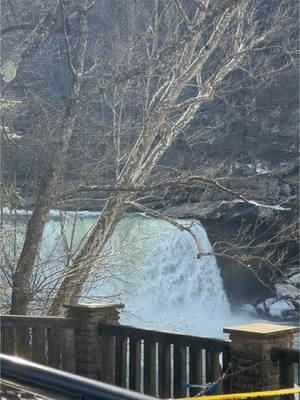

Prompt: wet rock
[
  {"left": 287, "top": 272, "right": 300, "bottom": 285},
  {"left": 162, "top": 199, "right": 292, "bottom": 221},
  {"left": 256, "top": 297, "right": 277, "bottom": 314},
  {"left": 275, "top": 283, "right": 298, "bottom": 299},
  {"left": 269, "top": 299, "right": 295, "bottom": 318}
]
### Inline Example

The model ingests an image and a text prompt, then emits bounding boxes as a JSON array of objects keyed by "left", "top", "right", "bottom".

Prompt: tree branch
[
  {"left": 174, "top": 0, "right": 192, "bottom": 28},
  {"left": 1, "top": 24, "right": 35, "bottom": 35},
  {"left": 126, "top": 201, "right": 202, "bottom": 255},
  {"left": 82, "top": 0, "right": 248, "bottom": 102},
  {"left": 60, "top": 1, "right": 77, "bottom": 77},
  {"left": 59, "top": 175, "right": 252, "bottom": 204}
]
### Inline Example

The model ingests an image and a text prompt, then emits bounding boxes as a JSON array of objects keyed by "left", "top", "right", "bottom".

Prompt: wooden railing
[
  {"left": 271, "top": 347, "right": 300, "bottom": 400},
  {"left": 98, "top": 323, "right": 231, "bottom": 398},
  {"left": 0, "top": 315, "right": 79, "bottom": 373}
]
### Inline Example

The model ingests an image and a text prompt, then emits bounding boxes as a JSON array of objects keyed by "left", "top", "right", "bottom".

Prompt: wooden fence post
[
  {"left": 64, "top": 303, "right": 124, "bottom": 380},
  {"left": 224, "top": 323, "right": 298, "bottom": 397}
]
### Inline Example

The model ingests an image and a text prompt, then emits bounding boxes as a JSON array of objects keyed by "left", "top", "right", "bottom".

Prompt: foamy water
[{"left": 3, "top": 210, "right": 263, "bottom": 338}]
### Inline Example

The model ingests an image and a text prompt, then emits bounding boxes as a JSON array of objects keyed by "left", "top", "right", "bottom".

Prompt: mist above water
[
  {"left": 4, "top": 210, "right": 258, "bottom": 337},
  {"left": 88, "top": 214, "right": 232, "bottom": 336}
]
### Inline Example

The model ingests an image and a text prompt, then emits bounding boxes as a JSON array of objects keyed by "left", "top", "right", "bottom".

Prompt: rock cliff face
[
  {"left": 142, "top": 71, "right": 300, "bottom": 311},
  {"left": 161, "top": 199, "right": 298, "bottom": 308},
  {"left": 255, "top": 272, "right": 299, "bottom": 321}
]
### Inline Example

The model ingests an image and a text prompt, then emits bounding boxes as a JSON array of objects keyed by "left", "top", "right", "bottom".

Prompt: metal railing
[{"left": 0, "top": 353, "right": 155, "bottom": 400}]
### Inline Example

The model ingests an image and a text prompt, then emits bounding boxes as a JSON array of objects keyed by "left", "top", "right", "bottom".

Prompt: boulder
[
  {"left": 256, "top": 297, "right": 277, "bottom": 313},
  {"left": 275, "top": 283, "right": 299, "bottom": 300},
  {"left": 287, "top": 272, "right": 300, "bottom": 285},
  {"left": 269, "top": 299, "right": 294, "bottom": 318}
]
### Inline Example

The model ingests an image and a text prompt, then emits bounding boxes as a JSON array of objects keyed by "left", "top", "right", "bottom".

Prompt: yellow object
[{"left": 177, "top": 387, "right": 300, "bottom": 400}]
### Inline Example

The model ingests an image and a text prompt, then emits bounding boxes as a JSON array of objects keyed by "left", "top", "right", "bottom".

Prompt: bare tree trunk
[
  {"left": 10, "top": 0, "right": 89, "bottom": 314},
  {"left": 49, "top": 192, "right": 129, "bottom": 314},
  {"left": 49, "top": 2, "right": 242, "bottom": 314},
  {"left": 10, "top": 174, "right": 55, "bottom": 313}
]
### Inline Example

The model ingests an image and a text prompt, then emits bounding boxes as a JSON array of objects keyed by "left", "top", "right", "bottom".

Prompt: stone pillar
[
  {"left": 64, "top": 303, "right": 124, "bottom": 380},
  {"left": 224, "top": 323, "right": 298, "bottom": 394}
]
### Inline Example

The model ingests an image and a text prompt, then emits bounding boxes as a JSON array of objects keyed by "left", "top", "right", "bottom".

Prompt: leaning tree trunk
[
  {"left": 49, "top": 2, "right": 241, "bottom": 315},
  {"left": 6, "top": 8, "right": 60, "bottom": 315},
  {"left": 10, "top": 1, "right": 89, "bottom": 314},
  {"left": 10, "top": 171, "right": 57, "bottom": 314},
  {"left": 48, "top": 192, "right": 129, "bottom": 315},
  {"left": 50, "top": 0, "right": 286, "bottom": 315},
  {"left": 10, "top": 113, "right": 81, "bottom": 314}
]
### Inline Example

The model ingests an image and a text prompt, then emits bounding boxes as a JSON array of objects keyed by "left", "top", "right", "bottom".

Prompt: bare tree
[
  {"left": 50, "top": 0, "right": 297, "bottom": 315},
  {"left": 8, "top": 0, "right": 89, "bottom": 314},
  {"left": 1, "top": 0, "right": 297, "bottom": 315}
]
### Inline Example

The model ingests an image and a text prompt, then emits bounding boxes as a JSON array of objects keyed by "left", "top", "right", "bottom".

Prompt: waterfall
[
  {"left": 2, "top": 210, "right": 231, "bottom": 335},
  {"left": 85, "top": 214, "right": 231, "bottom": 335}
]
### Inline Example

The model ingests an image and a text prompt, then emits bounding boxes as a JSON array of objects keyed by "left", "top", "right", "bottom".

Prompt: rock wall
[{"left": 161, "top": 198, "right": 298, "bottom": 316}]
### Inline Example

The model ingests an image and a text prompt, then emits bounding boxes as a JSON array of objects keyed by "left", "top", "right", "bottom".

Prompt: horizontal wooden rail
[
  {"left": 0, "top": 315, "right": 79, "bottom": 328},
  {"left": 1, "top": 315, "right": 79, "bottom": 372},
  {"left": 98, "top": 323, "right": 231, "bottom": 398},
  {"left": 99, "top": 323, "right": 230, "bottom": 352},
  {"left": 271, "top": 347, "right": 300, "bottom": 364}
]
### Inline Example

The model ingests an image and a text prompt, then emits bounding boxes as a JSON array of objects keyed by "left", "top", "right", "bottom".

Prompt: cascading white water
[
  {"left": 85, "top": 214, "right": 231, "bottom": 335},
  {"left": 3, "top": 210, "right": 235, "bottom": 336}
]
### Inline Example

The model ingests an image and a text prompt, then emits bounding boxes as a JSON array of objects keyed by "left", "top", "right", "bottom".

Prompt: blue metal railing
[{"left": 0, "top": 353, "right": 155, "bottom": 400}]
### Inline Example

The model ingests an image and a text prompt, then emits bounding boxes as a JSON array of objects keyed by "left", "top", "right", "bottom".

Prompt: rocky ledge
[
  {"left": 240, "top": 285, "right": 299, "bottom": 322},
  {"left": 161, "top": 198, "right": 294, "bottom": 221},
  {"left": 161, "top": 198, "right": 298, "bottom": 319},
  {"left": 241, "top": 269, "right": 299, "bottom": 321}
]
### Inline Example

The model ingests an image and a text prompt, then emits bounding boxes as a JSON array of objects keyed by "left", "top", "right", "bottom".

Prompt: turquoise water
[{"left": 2, "top": 209, "right": 299, "bottom": 342}]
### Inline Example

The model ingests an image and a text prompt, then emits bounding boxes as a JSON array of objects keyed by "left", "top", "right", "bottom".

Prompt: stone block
[
  {"left": 224, "top": 323, "right": 298, "bottom": 393},
  {"left": 64, "top": 303, "right": 123, "bottom": 379}
]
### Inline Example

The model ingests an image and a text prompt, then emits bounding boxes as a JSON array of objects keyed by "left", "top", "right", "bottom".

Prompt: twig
[{"left": 126, "top": 201, "right": 202, "bottom": 255}]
